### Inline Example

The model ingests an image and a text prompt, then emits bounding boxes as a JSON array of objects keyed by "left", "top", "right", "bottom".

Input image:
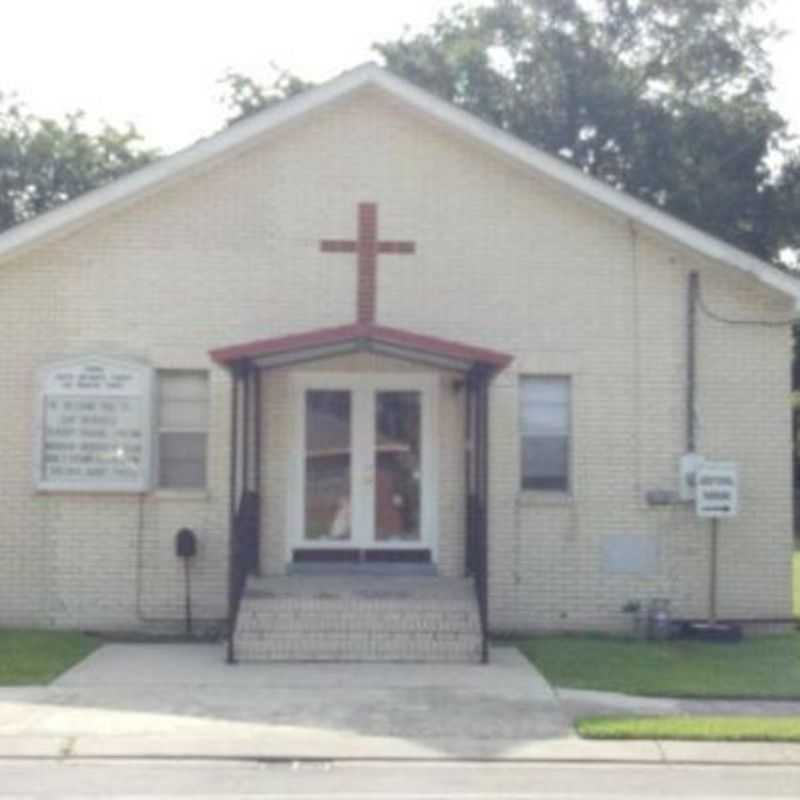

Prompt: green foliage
[
  {"left": 0, "top": 95, "right": 157, "bottom": 234},
  {"left": 520, "top": 633, "right": 800, "bottom": 697},
  {"left": 375, "top": 0, "right": 800, "bottom": 262},
  {"left": 219, "top": 68, "right": 315, "bottom": 126},
  {"left": 578, "top": 715, "right": 800, "bottom": 741},
  {"left": 0, "top": 629, "right": 100, "bottom": 685}
]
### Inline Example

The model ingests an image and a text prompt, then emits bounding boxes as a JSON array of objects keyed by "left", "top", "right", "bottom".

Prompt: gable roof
[{"left": 1, "top": 62, "right": 798, "bottom": 308}]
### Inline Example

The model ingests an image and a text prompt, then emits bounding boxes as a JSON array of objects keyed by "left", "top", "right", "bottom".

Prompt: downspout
[{"left": 687, "top": 271, "right": 699, "bottom": 453}]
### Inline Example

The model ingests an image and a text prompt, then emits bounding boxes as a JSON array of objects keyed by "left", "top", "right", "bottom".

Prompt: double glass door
[{"left": 293, "top": 375, "right": 435, "bottom": 553}]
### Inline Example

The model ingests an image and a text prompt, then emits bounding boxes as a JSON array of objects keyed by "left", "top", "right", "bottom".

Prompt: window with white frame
[
  {"left": 519, "top": 376, "right": 570, "bottom": 491},
  {"left": 157, "top": 371, "right": 209, "bottom": 489}
]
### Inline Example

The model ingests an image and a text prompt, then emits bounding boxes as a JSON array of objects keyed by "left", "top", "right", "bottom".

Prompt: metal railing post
[{"left": 226, "top": 368, "right": 241, "bottom": 664}]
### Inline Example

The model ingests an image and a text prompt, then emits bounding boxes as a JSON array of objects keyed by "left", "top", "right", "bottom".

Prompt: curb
[{"left": 2, "top": 736, "right": 800, "bottom": 767}]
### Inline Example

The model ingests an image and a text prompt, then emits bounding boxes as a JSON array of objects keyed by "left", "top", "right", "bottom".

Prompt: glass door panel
[
  {"left": 373, "top": 391, "right": 421, "bottom": 542},
  {"left": 304, "top": 390, "right": 352, "bottom": 542}
]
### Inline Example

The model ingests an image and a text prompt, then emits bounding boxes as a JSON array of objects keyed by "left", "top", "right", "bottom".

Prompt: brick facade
[{"left": 0, "top": 83, "right": 793, "bottom": 633}]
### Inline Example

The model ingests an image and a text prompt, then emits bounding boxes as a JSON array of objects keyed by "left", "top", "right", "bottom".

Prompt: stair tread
[{"left": 233, "top": 575, "right": 483, "bottom": 664}]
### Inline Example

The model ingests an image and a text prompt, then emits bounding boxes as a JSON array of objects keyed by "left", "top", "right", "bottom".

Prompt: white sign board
[
  {"left": 696, "top": 462, "right": 738, "bottom": 519},
  {"left": 35, "top": 357, "right": 153, "bottom": 492}
]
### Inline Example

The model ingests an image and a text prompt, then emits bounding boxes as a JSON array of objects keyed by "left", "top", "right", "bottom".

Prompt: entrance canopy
[
  {"left": 215, "top": 320, "right": 502, "bottom": 664},
  {"left": 209, "top": 322, "right": 513, "bottom": 373}
]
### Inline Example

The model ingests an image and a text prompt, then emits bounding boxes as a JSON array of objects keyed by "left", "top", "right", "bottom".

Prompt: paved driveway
[{"left": 0, "top": 644, "right": 572, "bottom": 759}]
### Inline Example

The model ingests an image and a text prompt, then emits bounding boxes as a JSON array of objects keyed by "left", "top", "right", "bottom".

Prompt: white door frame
[{"left": 288, "top": 371, "right": 439, "bottom": 563}]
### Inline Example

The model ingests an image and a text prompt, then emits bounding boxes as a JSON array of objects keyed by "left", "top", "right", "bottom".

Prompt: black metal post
[
  {"left": 464, "top": 372, "right": 474, "bottom": 575},
  {"left": 709, "top": 518, "right": 719, "bottom": 624},
  {"left": 242, "top": 367, "right": 251, "bottom": 493},
  {"left": 253, "top": 369, "right": 263, "bottom": 575},
  {"left": 477, "top": 369, "right": 490, "bottom": 663},
  {"left": 226, "top": 367, "right": 241, "bottom": 665},
  {"left": 183, "top": 557, "right": 193, "bottom": 637}
]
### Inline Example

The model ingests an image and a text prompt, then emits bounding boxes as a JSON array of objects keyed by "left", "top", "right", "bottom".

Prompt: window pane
[
  {"left": 159, "top": 398, "right": 209, "bottom": 430},
  {"left": 521, "top": 401, "right": 568, "bottom": 436},
  {"left": 305, "top": 390, "right": 352, "bottom": 541},
  {"left": 521, "top": 435, "right": 568, "bottom": 491},
  {"left": 374, "top": 391, "right": 421, "bottom": 542},
  {"left": 520, "top": 376, "right": 570, "bottom": 491},
  {"left": 520, "top": 377, "right": 568, "bottom": 436},
  {"left": 159, "top": 371, "right": 207, "bottom": 401},
  {"left": 159, "top": 432, "right": 207, "bottom": 489},
  {"left": 521, "top": 376, "right": 569, "bottom": 405},
  {"left": 158, "top": 371, "right": 209, "bottom": 429},
  {"left": 157, "top": 371, "right": 209, "bottom": 489}
]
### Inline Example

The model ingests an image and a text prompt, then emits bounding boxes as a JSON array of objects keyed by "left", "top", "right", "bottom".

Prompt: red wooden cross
[{"left": 320, "top": 202, "right": 416, "bottom": 324}]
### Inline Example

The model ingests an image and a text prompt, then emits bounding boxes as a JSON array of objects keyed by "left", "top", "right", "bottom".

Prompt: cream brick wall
[{"left": 0, "top": 86, "right": 793, "bottom": 632}]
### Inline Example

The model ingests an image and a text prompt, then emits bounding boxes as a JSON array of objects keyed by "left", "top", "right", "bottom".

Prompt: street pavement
[{"left": 2, "top": 759, "right": 800, "bottom": 798}]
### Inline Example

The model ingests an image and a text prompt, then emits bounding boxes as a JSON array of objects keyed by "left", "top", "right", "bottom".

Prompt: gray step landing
[{"left": 233, "top": 575, "right": 483, "bottom": 663}]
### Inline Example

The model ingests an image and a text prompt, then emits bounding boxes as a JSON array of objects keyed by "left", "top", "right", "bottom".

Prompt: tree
[
  {"left": 0, "top": 95, "right": 156, "bottom": 234},
  {"left": 372, "top": 0, "right": 800, "bottom": 263},
  {"left": 219, "top": 67, "right": 314, "bottom": 126}
]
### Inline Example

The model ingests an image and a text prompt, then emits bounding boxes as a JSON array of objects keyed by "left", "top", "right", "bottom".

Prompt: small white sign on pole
[{"left": 696, "top": 462, "right": 738, "bottom": 519}]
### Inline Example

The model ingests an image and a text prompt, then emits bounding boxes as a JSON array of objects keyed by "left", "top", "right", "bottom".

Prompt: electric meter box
[
  {"left": 679, "top": 453, "right": 705, "bottom": 501},
  {"left": 696, "top": 462, "right": 738, "bottom": 519}
]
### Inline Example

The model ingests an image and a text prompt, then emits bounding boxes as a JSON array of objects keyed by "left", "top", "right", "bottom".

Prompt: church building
[{"left": 0, "top": 65, "right": 797, "bottom": 662}]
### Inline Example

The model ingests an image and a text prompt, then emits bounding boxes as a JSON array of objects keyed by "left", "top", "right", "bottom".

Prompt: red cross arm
[
  {"left": 378, "top": 241, "right": 416, "bottom": 254},
  {"left": 320, "top": 240, "right": 358, "bottom": 253}
]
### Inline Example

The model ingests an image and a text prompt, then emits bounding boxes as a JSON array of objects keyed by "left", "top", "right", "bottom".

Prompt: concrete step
[
  {"left": 233, "top": 575, "right": 483, "bottom": 663},
  {"left": 236, "top": 607, "right": 480, "bottom": 634},
  {"left": 235, "top": 631, "right": 482, "bottom": 663}
]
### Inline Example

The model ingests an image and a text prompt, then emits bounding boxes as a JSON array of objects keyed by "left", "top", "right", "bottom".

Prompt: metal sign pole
[
  {"left": 184, "top": 557, "right": 193, "bottom": 637},
  {"left": 709, "top": 518, "right": 718, "bottom": 624}
]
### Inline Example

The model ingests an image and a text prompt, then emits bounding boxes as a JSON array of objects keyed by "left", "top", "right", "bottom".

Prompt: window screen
[
  {"left": 158, "top": 371, "right": 209, "bottom": 489},
  {"left": 520, "top": 376, "right": 570, "bottom": 491}
]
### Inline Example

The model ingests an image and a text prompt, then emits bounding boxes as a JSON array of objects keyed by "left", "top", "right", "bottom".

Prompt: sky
[{"left": 2, "top": 0, "right": 800, "bottom": 153}]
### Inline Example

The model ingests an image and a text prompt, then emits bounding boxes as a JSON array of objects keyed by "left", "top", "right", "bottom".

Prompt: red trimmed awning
[{"left": 209, "top": 322, "right": 512, "bottom": 373}]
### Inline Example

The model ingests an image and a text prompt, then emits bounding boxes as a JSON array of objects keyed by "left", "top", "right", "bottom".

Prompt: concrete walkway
[
  {"left": 0, "top": 643, "right": 572, "bottom": 759},
  {"left": 1, "top": 643, "right": 800, "bottom": 764},
  {"left": 557, "top": 687, "right": 800, "bottom": 721}
]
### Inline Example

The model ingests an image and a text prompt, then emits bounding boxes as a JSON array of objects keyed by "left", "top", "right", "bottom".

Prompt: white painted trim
[
  {"left": 287, "top": 371, "right": 439, "bottom": 566},
  {"left": 1, "top": 62, "right": 798, "bottom": 306}
]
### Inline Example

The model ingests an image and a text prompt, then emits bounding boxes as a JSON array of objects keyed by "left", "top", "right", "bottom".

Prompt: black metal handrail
[
  {"left": 466, "top": 491, "right": 489, "bottom": 662},
  {"left": 227, "top": 489, "right": 260, "bottom": 663}
]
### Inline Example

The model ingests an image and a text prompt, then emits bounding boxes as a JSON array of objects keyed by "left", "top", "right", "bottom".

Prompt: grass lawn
[
  {"left": 794, "top": 550, "right": 800, "bottom": 617},
  {"left": 519, "top": 633, "right": 800, "bottom": 698},
  {"left": 578, "top": 716, "right": 800, "bottom": 742},
  {"left": 0, "top": 629, "right": 100, "bottom": 685}
]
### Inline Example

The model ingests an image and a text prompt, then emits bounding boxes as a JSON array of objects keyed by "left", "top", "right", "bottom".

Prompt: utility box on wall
[{"left": 679, "top": 453, "right": 705, "bottom": 502}]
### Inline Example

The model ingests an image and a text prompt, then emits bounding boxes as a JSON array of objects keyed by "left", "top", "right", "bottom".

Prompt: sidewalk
[
  {"left": 1, "top": 643, "right": 799, "bottom": 765},
  {"left": 557, "top": 687, "right": 800, "bottom": 721},
  {"left": 3, "top": 727, "right": 800, "bottom": 765}
]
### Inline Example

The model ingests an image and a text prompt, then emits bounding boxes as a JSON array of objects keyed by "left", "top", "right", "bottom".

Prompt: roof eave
[
  {"left": 209, "top": 322, "right": 514, "bottom": 373},
  {"left": 365, "top": 69, "right": 800, "bottom": 309},
  {"left": 0, "top": 61, "right": 797, "bottom": 308},
  {"left": 0, "top": 64, "right": 385, "bottom": 267}
]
